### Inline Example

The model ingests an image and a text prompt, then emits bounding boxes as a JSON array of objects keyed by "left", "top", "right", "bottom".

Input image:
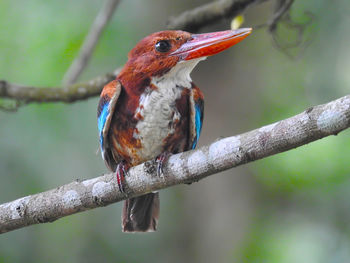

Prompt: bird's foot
[
  {"left": 155, "top": 152, "right": 171, "bottom": 177},
  {"left": 115, "top": 161, "right": 129, "bottom": 194}
]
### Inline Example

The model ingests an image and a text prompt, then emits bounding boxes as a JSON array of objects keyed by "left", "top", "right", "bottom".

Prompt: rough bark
[{"left": 1, "top": 94, "right": 349, "bottom": 234}]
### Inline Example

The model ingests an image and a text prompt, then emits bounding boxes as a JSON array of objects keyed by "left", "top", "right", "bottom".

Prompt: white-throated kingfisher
[{"left": 97, "top": 28, "right": 252, "bottom": 232}]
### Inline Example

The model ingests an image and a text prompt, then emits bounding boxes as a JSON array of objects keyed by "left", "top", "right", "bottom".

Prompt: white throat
[{"left": 151, "top": 57, "right": 206, "bottom": 89}]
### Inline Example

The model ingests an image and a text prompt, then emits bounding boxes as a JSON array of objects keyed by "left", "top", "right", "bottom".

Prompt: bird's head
[{"left": 118, "top": 28, "right": 252, "bottom": 93}]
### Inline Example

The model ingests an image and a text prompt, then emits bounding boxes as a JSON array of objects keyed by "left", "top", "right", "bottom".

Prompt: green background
[{"left": 1, "top": 0, "right": 350, "bottom": 262}]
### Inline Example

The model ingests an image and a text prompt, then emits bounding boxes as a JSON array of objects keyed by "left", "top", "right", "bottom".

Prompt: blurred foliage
[{"left": 1, "top": 0, "right": 350, "bottom": 262}]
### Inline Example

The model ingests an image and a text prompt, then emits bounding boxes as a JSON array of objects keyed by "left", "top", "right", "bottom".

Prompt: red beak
[{"left": 170, "top": 28, "right": 252, "bottom": 60}]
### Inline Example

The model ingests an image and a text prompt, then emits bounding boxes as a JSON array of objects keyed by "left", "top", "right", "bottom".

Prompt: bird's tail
[{"left": 122, "top": 192, "right": 159, "bottom": 232}]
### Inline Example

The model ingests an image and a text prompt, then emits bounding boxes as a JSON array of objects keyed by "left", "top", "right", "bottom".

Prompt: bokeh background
[{"left": 1, "top": 0, "right": 350, "bottom": 262}]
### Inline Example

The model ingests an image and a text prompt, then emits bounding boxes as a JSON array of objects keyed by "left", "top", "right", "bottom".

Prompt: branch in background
[
  {"left": 0, "top": 69, "right": 120, "bottom": 104},
  {"left": 268, "top": 0, "right": 294, "bottom": 32},
  {"left": 167, "top": 0, "right": 261, "bottom": 32},
  {"left": 0, "top": 0, "right": 285, "bottom": 107},
  {"left": 258, "top": 0, "right": 315, "bottom": 59},
  {"left": 62, "top": 0, "right": 121, "bottom": 86},
  {"left": 1, "top": 94, "right": 349, "bottom": 234}
]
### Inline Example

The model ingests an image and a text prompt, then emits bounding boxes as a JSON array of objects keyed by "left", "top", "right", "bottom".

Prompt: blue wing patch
[
  {"left": 97, "top": 80, "right": 121, "bottom": 167},
  {"left": 97, "top": 103, "right": 109, "bottom": 150},
  {"left": 192, "top": 103, "right": 203, "bottom": 149}
]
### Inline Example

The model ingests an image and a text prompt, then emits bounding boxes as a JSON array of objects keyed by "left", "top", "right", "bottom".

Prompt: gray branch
[
  {"left": 0, "top": 69, "right": 120, "bottom": 104},
  {"left": 1, "top": 94, "right": 349, "bottom": 234},
  {"left": 167, "top": 0, "right": 262, "bottom": 32},
  {"left": 62, "top": 0, "right": 121, "bottom": 86}
]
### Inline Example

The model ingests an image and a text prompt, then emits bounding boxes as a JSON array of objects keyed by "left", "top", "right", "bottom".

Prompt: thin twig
[
  {"left": 1, "top": 94, "right": 349, "bottom": 234},
  {"left": 271, "top": 11, "right": 315, "bottom": 59},
  {"left": 62, "top": 0, "right": 121, "bottom": 86},
  {"left": 268, "top": 0, "right": 294, "bottom": 32}
]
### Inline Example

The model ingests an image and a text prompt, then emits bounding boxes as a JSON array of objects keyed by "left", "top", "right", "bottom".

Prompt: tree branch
[
  {"left": 62, "top": 0, "right": 121, "bottom": 86},
  {"left": 1, "top": 94, "right": 349, "bottom": 234},
  {"left": 0, "top": 69, "right": 120, "bottom": 104},
  {"left": 0, "top": 0, "right": 282, "bottom": 107},
  {"left": 268, "top": 0, "right": 294, "bottom": 32},
  {"left": 167, "top": 0, "right": 262, "bottom": 32}
]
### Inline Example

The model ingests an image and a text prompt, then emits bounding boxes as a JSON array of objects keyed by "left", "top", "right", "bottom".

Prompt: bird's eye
[{"left": 155, "top": 40, "right": 171, "bottom": 53}]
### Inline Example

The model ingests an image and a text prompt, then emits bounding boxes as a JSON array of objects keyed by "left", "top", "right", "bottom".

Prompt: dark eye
[{"left": 155, "top": 40, "right": 171, "bottom": 53}]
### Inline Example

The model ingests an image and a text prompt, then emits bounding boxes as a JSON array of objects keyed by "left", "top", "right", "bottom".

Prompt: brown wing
[
  {"left": 97, "top": 80, "right": 122, "bottom": 171},
  {"left": 189, "top": 84, "right": 204, "bottom": 150}
]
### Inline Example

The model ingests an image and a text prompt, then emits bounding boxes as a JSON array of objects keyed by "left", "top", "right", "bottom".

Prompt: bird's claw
[
  {"left": 116, "top": 161, "right": 129, "bottom": 194},
  {"left": 155, "top": 152, "right": 171, "bottom": 177}
]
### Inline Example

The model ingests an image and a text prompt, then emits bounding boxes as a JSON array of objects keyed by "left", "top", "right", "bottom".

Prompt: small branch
[
  {"left": 62, "top": 0, "right": 121, "bottom": 86},
  {"left": 0, "top": 69, "right": 120, "bottom": 104},
  {"left": 1, "top": 94, "right": 349, "bottom": 234},
  {"left": 268, "top": 0, "right": 294, "bottom": 32},
  {"left": 167, "top": 0, "right": 261, "bottom": 32}
]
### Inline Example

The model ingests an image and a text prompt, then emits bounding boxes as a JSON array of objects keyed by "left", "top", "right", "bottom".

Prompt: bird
[{"left": 97, "top": 28, "right": 252, "bottom": 232}]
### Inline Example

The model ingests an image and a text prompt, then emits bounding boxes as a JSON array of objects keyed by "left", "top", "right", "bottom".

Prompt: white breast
[
  {"left": 133, "top": 83, "right": 182, "bottom": 160},
  {"left": 132, "top": 58, "right": 205, "bottom": 161}
]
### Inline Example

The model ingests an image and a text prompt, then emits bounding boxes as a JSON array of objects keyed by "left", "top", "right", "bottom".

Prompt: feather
[
  {"left": 97, "top": 80, "right": 122, "bottom": 167},
  {"left": 189, "top": 84, "right": 204, "bottom": 150}
]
